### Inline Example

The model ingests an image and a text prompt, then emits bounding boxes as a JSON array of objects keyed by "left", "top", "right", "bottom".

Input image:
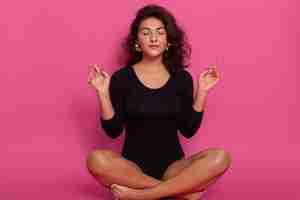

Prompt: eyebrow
[{"left": 139, "top": 26, "right": 165, "bottom": 30}]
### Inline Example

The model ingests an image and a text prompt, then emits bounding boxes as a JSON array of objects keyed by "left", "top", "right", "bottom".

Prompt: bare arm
[
  {"left": 193, "top": 90, "right": 208, "bottom": 112},
  {"left": 97, "top": 90, "right": 115, "bottom": 120}
]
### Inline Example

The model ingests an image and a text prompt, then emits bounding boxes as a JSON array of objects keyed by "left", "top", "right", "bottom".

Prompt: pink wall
[{"left": 0, "top": 0, "right": 299, "bottom": 199}]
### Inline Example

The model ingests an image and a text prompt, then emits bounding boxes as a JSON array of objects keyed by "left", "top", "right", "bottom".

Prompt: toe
[
  {"left": 111, "top": 184, "right": 122, "bottom": 191},
  {"left": 110, "top": 184, "right": 116, "bottom": 190}
]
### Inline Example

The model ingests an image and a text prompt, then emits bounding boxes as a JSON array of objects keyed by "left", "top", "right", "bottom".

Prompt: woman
[{"left": 86, "top": 4, "right": 231, "bottom": 200}]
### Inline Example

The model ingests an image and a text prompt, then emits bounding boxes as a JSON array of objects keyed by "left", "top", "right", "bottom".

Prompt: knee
[
  {"left": 86, "top": 149, "right": 117, "bottom": 174},
  {"left": 208, "top": 148, "right": 232, "bottom": 173}
]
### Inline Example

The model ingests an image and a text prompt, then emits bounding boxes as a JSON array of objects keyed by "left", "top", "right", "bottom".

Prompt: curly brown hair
[{"left": 122, "top": 4, "right": 192, "bottom": 75}]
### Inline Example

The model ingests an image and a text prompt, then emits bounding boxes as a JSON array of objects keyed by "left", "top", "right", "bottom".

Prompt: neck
[{"left": 138, "top": 55, "right": 165, "bottom": 72}]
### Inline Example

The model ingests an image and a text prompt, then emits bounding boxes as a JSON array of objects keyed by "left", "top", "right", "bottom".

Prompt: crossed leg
[
  {"left": 86, "top": 149, "right": 161, "bottom": 191},
  {"left": 110, "top": 147, "right": 232, "bottom": 200},
  {"left": 86, "top": 148, "right": 231, "bottom": 200},
  {"left": 160, "top": 148, "right": 230, "bottom": 200}
]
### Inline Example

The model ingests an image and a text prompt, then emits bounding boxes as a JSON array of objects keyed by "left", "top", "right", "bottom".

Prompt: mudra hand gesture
[
  {"left": 198, "top": 65, "right": 220, "bottom": 93},
  {"left": 88, "top": 64, "right": 111, "bottom": 94}
]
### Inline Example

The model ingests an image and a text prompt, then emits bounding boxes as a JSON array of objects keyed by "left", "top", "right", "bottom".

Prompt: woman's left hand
[{"left": 197, "top": 65, "right": 220, "bottom": 93}]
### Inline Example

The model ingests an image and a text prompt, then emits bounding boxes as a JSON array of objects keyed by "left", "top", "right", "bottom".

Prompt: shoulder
[
  {"left": 108, "top": 66, "right": 132, "bottom": 94},
  {"left": 109, "top": 66, "right": 131, "bottom": 84},
  {"left": 175, "top": 69, "right": 193, "bottom": 84},
  {"left": 111, "top": 66, "right": 130, "bottom": 79},
  {"left": 174, "top": 69, "right": 194, "bottom": 94}
]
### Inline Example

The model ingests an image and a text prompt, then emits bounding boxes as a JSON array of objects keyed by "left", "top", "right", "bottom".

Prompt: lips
[{"left": 149, "top": 45, "right": 159, "bottom": 48}]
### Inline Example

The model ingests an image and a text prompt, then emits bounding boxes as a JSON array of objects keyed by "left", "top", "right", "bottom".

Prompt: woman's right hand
[{"left": 88, "top": 64, "right": 111, "bottom": 94}]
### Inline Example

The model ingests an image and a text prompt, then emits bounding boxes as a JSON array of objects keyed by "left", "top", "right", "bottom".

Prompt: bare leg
[
  {"left": 173, "top": 171, "right": 226, "bottom": 200},
  {"left": 161, "top": 149, "right": 227, "bottom": 200},
  {"left": 86, "top": 149, "right": 162, "bottom": 189},
  {"left": 111, "top": 148, "right": 232, "bottom": 200}
]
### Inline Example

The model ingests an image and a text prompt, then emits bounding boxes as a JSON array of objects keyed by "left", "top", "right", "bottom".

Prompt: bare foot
[
  {"left": 110, "top": 184, "right": 207, "bottom": 200},
  {"left": 176, "top": 189, "right": 207, "bottom": 200},
  {"left": 110, "top": 184, "right": 147, "bottom": 200},
  {"left": 184, "top": 190, "right": 207, "bottom": 200}
]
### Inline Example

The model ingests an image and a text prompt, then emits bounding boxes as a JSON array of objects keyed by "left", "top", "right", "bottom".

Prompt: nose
[{"left": 150, "top": 35, "right": 158, "bottom": 42}]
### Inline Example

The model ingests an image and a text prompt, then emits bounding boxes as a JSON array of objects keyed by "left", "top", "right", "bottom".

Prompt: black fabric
[{"left": 100, "top": 65, "right": 204, "bottom": 179}]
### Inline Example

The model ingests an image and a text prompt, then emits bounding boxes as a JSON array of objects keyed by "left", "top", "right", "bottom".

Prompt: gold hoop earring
[
  {"left": 165, "top": 43, "right": 171, "bottom": 51},
  {"left": 135, "top": 43, "right": 141, "bottom": 52}
]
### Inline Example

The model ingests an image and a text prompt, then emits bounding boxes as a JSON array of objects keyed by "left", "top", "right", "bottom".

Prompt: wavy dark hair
[{"left": 122, "top": 4, "right": 191, "bottom": 75}]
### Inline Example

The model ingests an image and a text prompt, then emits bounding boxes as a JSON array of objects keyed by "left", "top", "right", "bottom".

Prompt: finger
[
  {"left": 88, "top": 64, "right": 98, "bottom": 72},
  {"left": 206, "top": 66, "right": 214, "bottom": 73},
  {"left": 208, "top": 65, "right": 218, "bottom": 76},
  {"left": 101, "top": 70, "right": 110, "bottom": 78},
  {"left": 210, "top": 67, "right": 217, "bottom": 76},
  {"left": 95, "top": 65, "right": 106, "bottom": 78},
  {"left": 93, "top": 64, "right": 103, "bottom": 78},
  {"left": 215, "top": 70, "right": 220, "bottom": 78},
  {"left": 200, "top": 70, "right": 209, "bottom": 79},
  {"left": 208, "top": 64, "right": 217, "bottom": 72},
  {"left": 205, "top": 67, "right": 213, "bottom": 74},
  {"left": 212, "top": 67, "right": 220, "bottom": 77},
  {"left": 87, "top": 71, "right": 94, "bottom": 82},
  {"left": 93, "top": 64, "right": 101, "bottom": 73},
  {"left": 209, "top": 64, "right": 217, "bottom": 71},
  {"left": 87, "top": 77, "right": 93, "bottom": 85},
  {"left": 88, "top": 69, "right": 96, "bottom": 81},
  {"left": 88, "top": 64, "right": 98, "bottom": 78},
  {"left": 212, "top": 65, "right": 218, "bottom": 72},
  {"left": 97, "top": 65, "right": 108, "bottom": 78}
]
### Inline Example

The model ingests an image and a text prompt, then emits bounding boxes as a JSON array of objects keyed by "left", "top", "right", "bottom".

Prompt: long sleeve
[
  {"left": 176, "top": 70, "right": 204, "bottom": 138},
  {"left": 100, "top": 72, "right": 125, "bottom": 138}
]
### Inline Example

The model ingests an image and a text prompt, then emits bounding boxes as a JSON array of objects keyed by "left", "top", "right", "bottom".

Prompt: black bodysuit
[{"left": 100, "top": 65, "right": 204, "bottom": 179}]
